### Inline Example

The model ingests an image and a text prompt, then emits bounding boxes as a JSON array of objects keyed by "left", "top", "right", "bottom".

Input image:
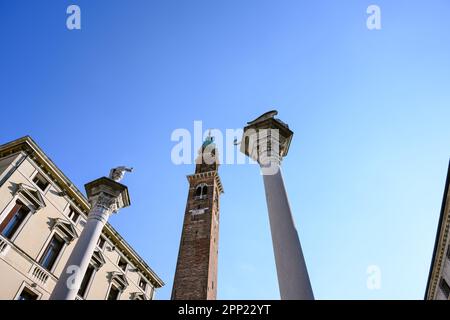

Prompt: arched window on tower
[
  {"left": 194, "top": 184, "right": 208, "bottom": 200},
  {"left": 195, "top": 186, "right": 202, "bottom": 197}
]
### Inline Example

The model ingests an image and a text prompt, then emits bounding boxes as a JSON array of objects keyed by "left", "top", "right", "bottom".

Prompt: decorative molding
[
  {"left": 90, "top": 193, "right": 120, "bottom": 215},
  {"left": 429, "top": 216, "right": 450, "bottom": 299},
  {"left": 14, "top": 183, "right": 46, "bottom": 210},
  {"left": 426, "top": 170, "right": 450, "bottom": 299},
  {"left": 0, "top": 237, "right": 9, "bottom": 256},
  {"left": 29, "top": 264, "right": 51, "bottom": 287},
  {"left": 51, "top": 218, "right": 79, "bottom": 243},
  {"left": 110, "top": 272, "right": 129, "bottom": 290},
  {"left": 91, "top": 249, "right": 106, "bottom": 270},
  {"left": 241, "top": 111, "right": 294, "bottom": 160},
  {"left": 0, "top": 136, "right": 164, "bottom": 289},
  {"left": 187, "top": 172, "right": 224, "bottom": 194},
  {"left": 247, "top": 110, "right": 278, "bottom": 125},
  {"left": 132, "top": 292, "right": 147, "bottom": 300}
]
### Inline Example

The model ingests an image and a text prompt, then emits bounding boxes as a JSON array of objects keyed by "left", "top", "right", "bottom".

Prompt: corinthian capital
[
  {"left": 85, "top": 176, "right": 131, "bottom": 218},
  {"left": 90, "top": 193, "right": 120, "bottom": 215}
]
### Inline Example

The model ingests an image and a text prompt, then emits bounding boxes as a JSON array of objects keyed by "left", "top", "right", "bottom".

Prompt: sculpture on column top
[{"left": 109, "top": 166, "right": 133, "bottom": 182}]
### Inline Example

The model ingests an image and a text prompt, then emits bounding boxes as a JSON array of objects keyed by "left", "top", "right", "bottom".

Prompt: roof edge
[
  {"left": 0, "top": 136, "right": 164, "bottom": 288},
  {"left": 425, "top": 159, "right": 450, "bottom": 299}
]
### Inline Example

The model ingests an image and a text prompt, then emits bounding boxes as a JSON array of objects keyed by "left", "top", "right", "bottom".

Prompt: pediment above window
[
  {"left": 51, "top": 218, "right": 78, "bottom": 243},
  {"left": 110, "top": 271, "right": 129, "bottom": 290},
  {"left": 91, "top": 249, "right": 106, "bottom": 270},
  {"left": 14, "top": 183, "right": 46, "bottom": 210},
  {"left": 132, "top": 292, "right": 147, "bottom": 300}
]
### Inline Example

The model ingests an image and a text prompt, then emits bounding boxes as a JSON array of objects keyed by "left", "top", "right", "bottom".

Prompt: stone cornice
[
  {"left": 0, "top": 136, "right": 90, "bottom": 214},
  {"left": 425, "top": 161, "right": 450, "bottom": 299},
  {"left": 0, "top": 136, "right": 164, "bottom": 289},
  {"left": 187, "top": 171, "right": 224, "bottom": 194},
  {"left": 102, "top": 224, "right": 164, "bottom": 288}
]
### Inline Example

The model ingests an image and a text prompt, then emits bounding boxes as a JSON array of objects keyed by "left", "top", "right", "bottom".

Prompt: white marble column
[
  {"left": 261, "top": 159, "right": 314, "bottom": 300},
  {"left": 50, "top": 170, "right": 131, "bottom": 300},
  {"left": 241, "top": 111, "right": 314, "bottom": 300},
  {"left": 50, "top": 194, "right": 117, "bottom": 300}
]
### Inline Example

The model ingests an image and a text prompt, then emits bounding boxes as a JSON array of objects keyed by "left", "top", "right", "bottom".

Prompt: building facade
[
  {"left": 171, "top": 135, "right": 224, "bottom": 300},
  {"left": 426, "top": 161, "right": 450, "bottom": 300},
  {"left": 0, "top": 136, "right": 164, "bottom": 300}
]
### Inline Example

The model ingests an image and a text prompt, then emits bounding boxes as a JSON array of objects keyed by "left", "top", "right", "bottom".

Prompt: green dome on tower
[{"left": 202, "top": 133, "right": 215, "bottom": 148}]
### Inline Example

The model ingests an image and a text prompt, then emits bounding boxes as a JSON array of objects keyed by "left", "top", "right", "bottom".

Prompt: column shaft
[
  {"left": 262, "top": 165, "right": 314, "bottom": 300},
  {"left": 50, "top": 206, "right": 108, "bottom": 300}
]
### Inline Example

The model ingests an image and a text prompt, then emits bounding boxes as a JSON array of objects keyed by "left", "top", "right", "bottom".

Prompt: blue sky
[{"left": 1, "top": 0, "right": 450, "bottom": 299}]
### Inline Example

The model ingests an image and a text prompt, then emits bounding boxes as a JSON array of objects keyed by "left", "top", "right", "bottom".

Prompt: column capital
[
  {"left": 89, "top": 192, "right": 121, "bottom": 215},
  {"left": 240, "top": 110, "right": 293, "bottom": 174},
  {"left": 50, "top": 176, "right": 131, "bottom": 300},
  {"left": 85, "top": 177, "right": 131, "bottom": 215}
]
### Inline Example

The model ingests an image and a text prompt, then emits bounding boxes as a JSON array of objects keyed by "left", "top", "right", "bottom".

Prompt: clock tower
[{"left": 171, "top": 134, "right": 224, "bottom": 300}]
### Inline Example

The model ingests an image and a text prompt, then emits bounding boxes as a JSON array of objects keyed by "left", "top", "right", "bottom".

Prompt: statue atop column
[
  {"left": 109, "top": 166, "right": 133, "bottom": 182},
  {"left": 240, "top": 110, "right": 314, "bottom": 300},
  {"left": 50, "top": 167, "right": 131, "bottom": 300}
]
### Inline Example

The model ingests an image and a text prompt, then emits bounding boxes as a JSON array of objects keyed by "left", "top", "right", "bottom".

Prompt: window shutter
[{"left": 0, "top": 202, "right": 23, "bottom": 233}]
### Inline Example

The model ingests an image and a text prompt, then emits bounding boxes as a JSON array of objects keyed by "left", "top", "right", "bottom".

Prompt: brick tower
[{"left": 172, "top": 134, "right": 224, "bottom": 300}]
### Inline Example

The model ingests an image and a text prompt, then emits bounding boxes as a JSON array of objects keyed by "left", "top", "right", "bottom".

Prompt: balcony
[
  {"left": 0, "top": 234, "right": 57, "bottom": 293},
  {"left": 29, "top": 264, "right": 51, "bottom": 287}
]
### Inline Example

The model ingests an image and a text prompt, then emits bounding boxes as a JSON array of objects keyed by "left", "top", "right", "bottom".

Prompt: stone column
[
  {"left": 240, "top": 111, "right": 314, "bottom": 300},
  {"left": 50, "top": 174, "right": 131, "bottom": 300}
]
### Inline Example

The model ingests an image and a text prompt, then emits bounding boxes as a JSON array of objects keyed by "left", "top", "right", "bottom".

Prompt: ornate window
[
  {"left": 16, "top": 286, "right": 40, "bottom": 300},
  {"left": 132, "top": 292, "right": 147, "bottom": 300},
  {"left": 0, "top": 200, "right": 31, "bottom": 240},
  {"left": 106, "top": 271, "right": 129, "bottom": 300},
  {"left": 32, "top": 173, "right": 50, "bottom": 192},
  {"left": 118, "top": 257, "right": 128, "bottom": 272},
  {"left": 91, "top": 249, "right": 106, "bottom": 269},
  {"left": 77, "top": 250, "right": 105, "bottom": 299},
  {"left": 0, "top": 184, "right": 47, "bottom": 242},
  {"left": 51, "top": 218, "right": 79, "bottom": 243},
  {"left": 107, "top": 285, "right": 121, "bottom": 300},
  {"left": 37, "top": 218, "right": 78, "bottom": 273},
  {"left": 12, "top": 183, "right": 46, "bottom": 211},
  {"left": 139, "top": 277, "right": 147, "bottom": 291},
  {"left": 78, "top": 265, "right": 95, "bottom": 299},
  {"left": 97, "top": 236, "right": 106, "bottom": 250},
  {"left": 39, "top": 233, "right": 65, "bottom": 271},
  {"left": 440, "top": 278, "right": 450, "bottom": 298},
  {"left": 110, "top": 272, "right": 128, "bottom": 288},
  {"left": 67, "top": 207, "right": 80, "bottom": 224},
  {"left": 1, "top": 183, "right": 47, "bottom": 241},
  {"left": 194, "top": 184, "right": 208, "bottom": 199}
]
